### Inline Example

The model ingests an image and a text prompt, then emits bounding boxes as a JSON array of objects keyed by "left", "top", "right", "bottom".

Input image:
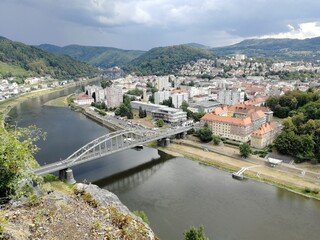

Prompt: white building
[
  {"left": 154, "top": 90, "right": 170, "bottom": 104},
  {"left": 188, "top": 101, "right": 221, "bottom": 113},
  {"left": 155, "top": 76, "right": 170, "bottom": 90},
  {"left": 152, "top": 107, "right": 187, "bottom": 125},
  {"left": 105, "top": 86, "right": 123, "bottom": 108},
  {"left": 131, "top": 101, "right": 165, "bottom": 112},
  {"left": 217, "top": 90, "right": 244, "bottom": 106},
  {"left": 171, "top": 92, "right": 189, "bottom": 108},
  {"left": 85, "top": 85, "right": 123, "bottom": 107}
]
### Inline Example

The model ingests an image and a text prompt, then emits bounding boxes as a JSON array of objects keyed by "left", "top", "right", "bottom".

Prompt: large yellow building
[{"left": 200, "top": 101, "right": 281, "bottom": 145}]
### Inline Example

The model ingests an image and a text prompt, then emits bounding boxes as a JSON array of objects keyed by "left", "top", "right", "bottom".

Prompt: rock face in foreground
[{"left": 0, "top": 183, "right": 156, "bottom": 240}]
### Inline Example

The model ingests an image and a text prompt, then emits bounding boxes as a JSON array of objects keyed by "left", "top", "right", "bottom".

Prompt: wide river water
[{"left": 7, "top": 89, "right": 320, "bottom": 240}]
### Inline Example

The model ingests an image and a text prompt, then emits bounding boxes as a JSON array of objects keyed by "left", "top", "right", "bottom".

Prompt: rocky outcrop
[{"left": 0, "top": 183, "right": 156, "bottom": 240}]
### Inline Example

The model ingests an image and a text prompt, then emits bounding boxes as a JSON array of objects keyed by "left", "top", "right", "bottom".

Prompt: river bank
[
  {"left": 0, "top": 78, "right": 99, "bottom": 129},
  {"left": 160, "top": 140, "right": 320, "bottom": 200}
]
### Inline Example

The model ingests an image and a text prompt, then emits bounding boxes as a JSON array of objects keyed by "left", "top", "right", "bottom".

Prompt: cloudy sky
[{"left": 1, "top": 0, "right": 320, "bottom": 50}]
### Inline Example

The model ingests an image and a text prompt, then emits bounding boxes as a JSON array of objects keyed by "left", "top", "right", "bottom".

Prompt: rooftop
[{"left": 202, "top": 113, "right": 252, "bottom": 126}]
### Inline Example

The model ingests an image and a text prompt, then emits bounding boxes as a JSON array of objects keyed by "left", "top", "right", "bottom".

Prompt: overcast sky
[{"left": 1, "top": 0, "right": 320, "bottom": 50}]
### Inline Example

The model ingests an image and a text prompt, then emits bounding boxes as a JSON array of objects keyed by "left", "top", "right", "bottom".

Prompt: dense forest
[
  {"left": 37, "top": 44, "right": 145, "bottom": 69},
  {"left": 125, "top": 45, "right": 214, "bottom": 75},
  {"left": 266, "top": 89, "right": 320, "bottom": 163},
  {"left": 0, "top": 37, "right": 98, "bottom": 80}
]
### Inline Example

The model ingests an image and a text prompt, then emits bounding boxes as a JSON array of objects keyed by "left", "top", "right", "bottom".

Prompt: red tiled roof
[
  {"left": 252, "top": 121, "right": 280, "bottom": 136},
  {"left": 202, "top": 113, "right": 252, "bottom": 126},
  {"left": 76, "top": 93, "right": 93, "bottom": 100}
]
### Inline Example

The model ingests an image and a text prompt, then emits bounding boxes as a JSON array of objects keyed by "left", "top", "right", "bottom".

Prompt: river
[{"left": 7, "top": 89, "right": 320, "bottom": 240}]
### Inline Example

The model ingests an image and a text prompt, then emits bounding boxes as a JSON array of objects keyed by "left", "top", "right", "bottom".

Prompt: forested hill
[
  {"left": 37, "top": 44, "right": 145, "bottom": 69},
  {"left": 125, "top": 45, "right": 215, "bottom": 75},
  {"left": 0, "top": 37, "right": 98, "bottom": 80},
  {"left": 212, "top": 37, "right": 320, "bottom": 62}
]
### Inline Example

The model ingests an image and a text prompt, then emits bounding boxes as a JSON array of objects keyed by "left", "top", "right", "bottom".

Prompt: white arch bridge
[{"left": 31, "top": 125, "right": 195, "bottom": 182}]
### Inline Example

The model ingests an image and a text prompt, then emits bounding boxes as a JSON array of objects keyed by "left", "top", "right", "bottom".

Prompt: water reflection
[{"left": 94, "top": 151, "right": 172, "bottom": 192}]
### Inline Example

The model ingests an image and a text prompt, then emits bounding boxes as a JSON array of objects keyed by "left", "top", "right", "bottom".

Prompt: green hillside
[
  {"left": 212, "top": 37, "right": 320, "bottom": 62},
  {"left": 0, "top": 37, "right": 98, "bottom": 80},
  {"left": 126, "top": 45, "right": 215, "bottom": 75},
  {"left": 37, "top": 44, "right": 145, "bottom": 69}
]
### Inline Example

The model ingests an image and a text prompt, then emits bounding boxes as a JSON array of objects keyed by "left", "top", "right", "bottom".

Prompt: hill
[
  {"left": 37, "top": 44, "right": 145, "bottom": 69},
  {"left": 126, "top": 45, "right": 215, "bottom": 75},
  {"left": 182, "top": 43, "right": 211, "bottom": 49},
  {"left": 212, "top": 37, "right": 320, "bottom": 62},
  {"left": 0, "top": 37, "right": 97, "bottom": 80}
]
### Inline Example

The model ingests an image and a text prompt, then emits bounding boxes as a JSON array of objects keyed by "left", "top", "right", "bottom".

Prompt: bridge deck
[{"left": 31, "top": 125, "right": 197, "bottom": 176}]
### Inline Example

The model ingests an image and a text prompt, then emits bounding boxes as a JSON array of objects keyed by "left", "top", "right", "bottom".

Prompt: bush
[
  {"left": 212, "top": 135, "right": 221, "bottom": 145},
  {"left": 43, "top": 174, "right": 58, "bottom": 183},
  {"left": 156, "top": 119, "right": 164, "bottom": 127},
  {"left": 187, "top": 128, "right": 195, "bottom": 135},
  {"left": 133, "top": 210, "right": 150, "bottom": 225},
  {"left": 183, "top": 225, "right": 208, "bottom": 240}
]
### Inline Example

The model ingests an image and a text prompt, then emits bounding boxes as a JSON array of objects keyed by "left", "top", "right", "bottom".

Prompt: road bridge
[{"left": 31, "top": 124, "right": 197, "bottom": 183}]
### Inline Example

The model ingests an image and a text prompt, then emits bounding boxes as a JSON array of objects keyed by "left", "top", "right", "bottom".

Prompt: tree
[
  {"left": 239, "top": 143, "right": 251, "bottom": 158},
  {"left": 156, "top": 119, "right": 164, "bottom": 127},
  {"left": 212, "top": 135, "right": 221, "bottom": 145},
  {"left": 127, "top": 111, "right": 133, "bottom": 119},
  {"left": 183, "top": 226, "right": 208, "bottom": 240},
  {"left": 162, "top": 97, "right": 174, "bottom": 108},
  {"left": 181, "top": 101, "right": 189, "bottom": 112},
  {"left": 139, "top": 106, "right": 145, "bottom": 118},
  {"left": 0, "top": 125, "right": 46, "bottom": 197},
  {"left": 101, "top": 80, "right": 112, "bottom": 89},
  {"left": 198, "top": 123, "right": 213, "bottom": 143}
]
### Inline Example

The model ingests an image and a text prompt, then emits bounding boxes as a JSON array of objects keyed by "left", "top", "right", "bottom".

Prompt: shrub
[{"left": 133, "top": 210, "right": 150, "bottom": 225}]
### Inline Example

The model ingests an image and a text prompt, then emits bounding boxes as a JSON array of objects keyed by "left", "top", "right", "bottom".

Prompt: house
[{"left": 74, "top": 93, "right": 94, "bottom": 105}]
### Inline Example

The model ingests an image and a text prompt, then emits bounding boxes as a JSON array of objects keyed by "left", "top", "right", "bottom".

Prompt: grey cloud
[{"left": 1, "top": 0, "right": 320, "bottom": 49}]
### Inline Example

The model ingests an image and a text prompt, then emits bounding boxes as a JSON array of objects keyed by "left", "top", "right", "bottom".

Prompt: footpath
[{"left": 166, "top": 139, "right": 320, "bottom": 197}]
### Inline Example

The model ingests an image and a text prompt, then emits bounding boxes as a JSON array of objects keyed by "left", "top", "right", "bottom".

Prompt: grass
[
  {"left": 0, "top": 61, "right": 33, "bottom": 78},
  {"left": 165, "top": 143, "right": 320, "bottom": 200},
  {"left": 44, "top": 95, "right": 69, "bottom": 107},
  {"left": 41, "top": 181, "right": 74, "bottom": 195},
  {"left": 131, "top": 109, "right": 155, "bottom": 128}
]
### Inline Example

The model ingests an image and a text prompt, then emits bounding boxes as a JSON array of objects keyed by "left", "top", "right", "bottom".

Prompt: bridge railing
[{"left": 32, "top": 124, "right": 198, "bottom": 175}]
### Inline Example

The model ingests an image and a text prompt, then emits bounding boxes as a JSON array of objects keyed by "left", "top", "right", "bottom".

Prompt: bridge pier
[
  {"left": 165, "top": 137, "right": 170, "bottom": 147},
  {"left": 59, "top": 168, "right": 76, "bottom": 184},
  {"left": 181, "top": 132, "right": 187, "bottom": 139},
  {"left": 157, "top": 138, "right": 170, "bottom": 147}
]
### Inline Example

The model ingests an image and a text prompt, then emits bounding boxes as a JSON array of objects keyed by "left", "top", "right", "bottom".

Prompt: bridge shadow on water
[{"left": 93, "top": 150, "right": 173, "bottom": 192}]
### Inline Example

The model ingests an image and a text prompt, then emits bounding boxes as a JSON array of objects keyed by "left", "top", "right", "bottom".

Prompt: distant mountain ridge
[
  {"left": 125, "top": 45, "right": 215, "bottom": 75},
  {"left": 37, "top": 44, "right": 145, "bottom": 69},
  {"left": 0, "top": 37, "right": 97, "bottom": 80},
  {"left": 212, "top": 37, "right": 320, "bottom": 61}
]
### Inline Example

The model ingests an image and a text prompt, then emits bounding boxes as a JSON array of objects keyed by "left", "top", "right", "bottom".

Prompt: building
[
  {"left": 188, "top": 101, "right": 221, "bottom": 113},
  {"left": 201, "top": 113, "right": 252, "bottom": 142},
  {"left": 74, "top": 93, "right": 94, "bottom": 105},
  {"left": 251, "top": 122, "right": 282, "bottom": 149},
  {"left": 105, "top": 86, "right": 123, "bottom": 108},
  {"left": 171, "top": 92, "right": 189, "bottom": 108},
  {"left": 200, "top": 100, "right": 278, "bottom": 143},
  {"left": 85, "top": 85, "right": 105, "bottom": 102},
  {"left": 154, "top": 90, "right": 170, "bottom": 104},
  {"left": 217, "top": 90, "right": 244, "bottom": 106},
  {"left": 152, "top": 107, "right": 187, "bottom": 125},
  {"left": 85, "top": 85, "right": 123, "bottom": 108},
  {"left": 155, "top": 76, "right": 170, "bottom": 90},
  {"left": 131, "top": 101, "right": 165, "bottom": 112}
]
